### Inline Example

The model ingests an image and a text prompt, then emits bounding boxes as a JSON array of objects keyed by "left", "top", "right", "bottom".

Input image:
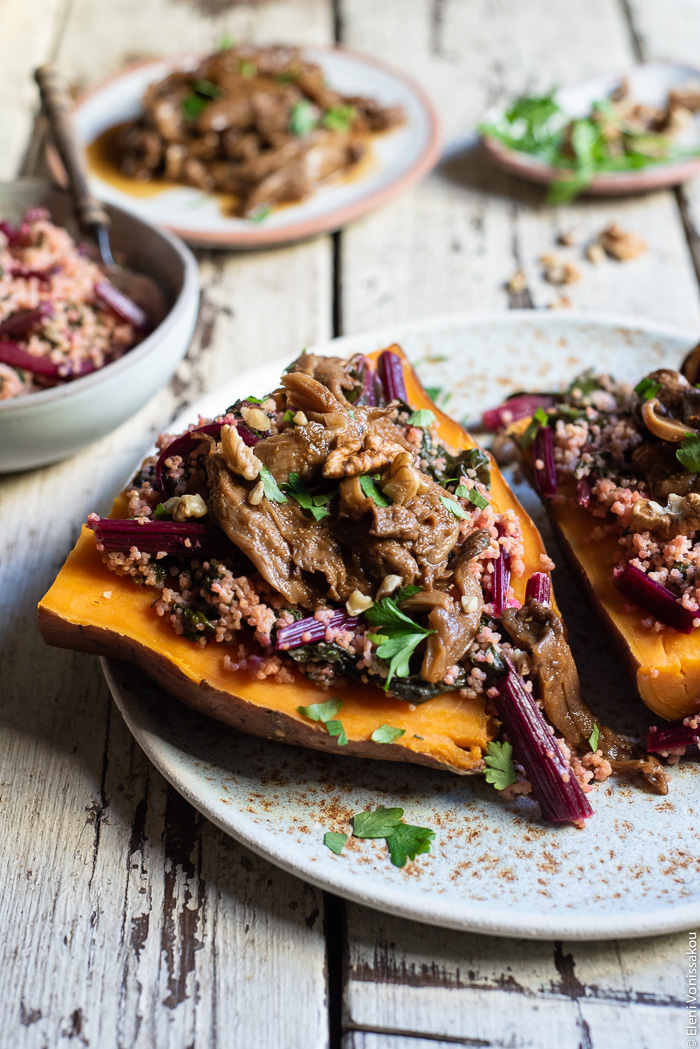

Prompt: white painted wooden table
[{"left": 2, "top": 2, "right": 699, "bottom": 1047}]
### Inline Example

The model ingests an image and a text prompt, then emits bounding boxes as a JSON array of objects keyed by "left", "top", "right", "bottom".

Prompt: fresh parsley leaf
[
  {"left": 677, "top": 433, "right": 700, "bottom": 473},
  {"left": 181, "top": 94, "right": 209, "bottom": 122},
  {"left": 326, "top": 719, "right": 348, "bottom": 746},
  {"left": 322, "top": 103, "right": 355, "bottom": 132},
  {"left": 359, "top": 474, "right": 391, "bottom": 507},
  {"left": 484, "top": 740, "right": 518, "bottom": 791},
  {"left": 440, "top": 494, "right": 469, "bottom": 519},
  {"left": 365, "top": 594, "right": 425, "bottom": 631},
  {"left": 245, "top": 395, "right": 264, "bottom": 404},
  {"left": 467, "top": 489, "right": 489, "bottom": 511},
  {"left": 520, "top": 406, "right": 550, "bottom": 449},
  {"left": 283, "top": 409, "right": 295, "bottom": 423},
  {"left": 218, "top": 33, "right": 235, "bottom": 50},
  {"left": 284, "top": 472, "right": 334, "bottom": 520},
  {"left": 352, "top": 806, "right": 404, "bottom": 838},
  {"left": 296, "top": 696, "right": 342, "bottom": 722},
  {"left": 289, "top": 99, "right": 317, "bottom": 136},
  {"left": 194, "top": 78, "right": 223, "bottom": 99},
  {"left": 259, "top": 465, "right": 288, "bottom": 503},
  {"left": 249, "top": 204, "right": 271, "bottom": 223},
  {"left": 371, "top": 724, "right": 406, "bottom": 744},
  {"left": 154, "top": 502, "right": 169, "bottom": 520},
  {"left": 634, "top": 376, "right": 662, "bottom": 401},
  {"left": 323, "top": 831, "right": 348, "bottom": 855},
  {"left": 407, "top": 409, "right": 436, "bottom": 428},
  {"left": 588, "top": 724, "right": 600, "bottom": 752},
  {"left": 386, "top": 823, "right": 435, "bottom": 868},
  {"left": 365, "top": 593, "right": 434, "bottom": 687},
  {"left": 239, "top": 59, "right": 257, "bottom": 78},
  {"left": 424, "top": 385, "right": 442, "bottom": 401},
  {"left": 297, "top": 696, "right": 348, "bottom": 746}
]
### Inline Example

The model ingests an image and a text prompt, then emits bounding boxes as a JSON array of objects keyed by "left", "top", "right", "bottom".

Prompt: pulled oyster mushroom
[{"left": 639, "top": 369, "right": 700, "bottom": 442}]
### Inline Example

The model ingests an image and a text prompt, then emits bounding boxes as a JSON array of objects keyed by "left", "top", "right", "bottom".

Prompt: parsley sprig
[
  {"left": 484, "top": 740, "right": 517, "bottom": 791},
  {"left": 676, "top": 433, "right": 700, "bottom": 473},
  {"left": 296, "top": 696, "right": 348, "bottom": 746},
  {"left": 365, "top": 588, "right": 433, "bottom": 688},
  {"left": 352, "top": 806, "right": 435, "bottom": 867},
  {"left": 283, "top": 472, "right": 336, "bottom": 520}
]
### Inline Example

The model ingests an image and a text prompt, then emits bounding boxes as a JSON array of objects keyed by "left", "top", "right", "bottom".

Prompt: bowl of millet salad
[{"left": 0, "top": 178, "right": 198, "bottom": 473}]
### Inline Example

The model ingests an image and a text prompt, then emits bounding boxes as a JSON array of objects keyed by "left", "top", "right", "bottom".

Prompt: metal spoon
[{"left": 35, "top": 64, "right": 166, "bottom": 326}]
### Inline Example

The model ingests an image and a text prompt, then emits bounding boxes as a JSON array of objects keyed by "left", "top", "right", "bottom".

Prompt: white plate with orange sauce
[{"left": 68, "top": 47, "right": 440, "bottom": 249}]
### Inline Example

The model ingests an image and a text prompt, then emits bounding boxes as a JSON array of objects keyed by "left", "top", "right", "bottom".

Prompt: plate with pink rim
[
  {"left": 67, "top": 46, "right": 440, "bottom": 248},
  {"left": 102, "top": 311, "right": 700, "bottom": 939}
]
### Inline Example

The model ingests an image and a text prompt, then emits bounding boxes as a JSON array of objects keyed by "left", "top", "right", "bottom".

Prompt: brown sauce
[{"left": 86, "top": 121, "right": 376, "bottom": 220}]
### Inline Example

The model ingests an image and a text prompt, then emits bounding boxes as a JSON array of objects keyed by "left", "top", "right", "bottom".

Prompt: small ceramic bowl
[{"left": 0, "top": 179, "right": 199, "bottom": 472}]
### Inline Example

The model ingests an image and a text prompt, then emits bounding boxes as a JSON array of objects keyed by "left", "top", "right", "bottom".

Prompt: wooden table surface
[{"left": 2, "top": 1, "right": 700, "bottom": 1046}]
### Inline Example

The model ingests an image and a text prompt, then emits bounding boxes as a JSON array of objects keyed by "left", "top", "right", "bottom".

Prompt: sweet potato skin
[{"left": 38, "top": 349, "right": 554, "bottom": 772}]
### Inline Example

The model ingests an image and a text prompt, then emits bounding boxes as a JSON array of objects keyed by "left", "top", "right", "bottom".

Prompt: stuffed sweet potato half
[
  {"left": 39, "top": 346, "right": 665, "bottom": 823},
  {"left": 495, "top": 345, "right": 700, "bottom": 729}
]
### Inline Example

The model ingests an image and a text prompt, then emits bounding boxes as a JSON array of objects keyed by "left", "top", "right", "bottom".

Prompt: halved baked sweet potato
[{"left": 38, "top": 349, "right": 555, "bottom": 775}]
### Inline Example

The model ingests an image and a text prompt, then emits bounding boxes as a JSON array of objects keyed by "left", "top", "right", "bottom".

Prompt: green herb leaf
[
  {"left": 181, "top": 94, "right": 209, "bottom": 122},
  {"left": 283, "top": 408, "right": 295, "bottom": 423},
  {"left": 322, "top": 103, "right": 355, "bottom": 132},
  {"left": 249, "top": 204, "right": 271, "bottom": 223},
  {"left": 520, "top": 406, "right": 550, "bottom": 449},
  {"left": 386, "top": 823, "right": 435, "bottom": 868},
  {"left": 239, "top": 59, "right": 257, "bottom": 78},
  {"left": 365, "top": 593, "right": 426, "bottom": 632},
  {"left": 326, "top": 719, "right": 348, "bottom": 746},
  {"left": 676, "top": 433, "right": 700, "bottom": 473},
  {"left": 359, "top": 474, "right": 391, "bottom": 507},
  {"left": 407, "top": 409, "right": 436, "bottom": 428},
  {"left": 218, "top": 33, "right": 235, "bottom": 50},
  {"left": 323, "top": 831, "right": 348, "bottom": 855},
  {"left": 365, "top": 593, "right": 434, "bottom": 687},
  {"left": 194, "top": 78, "right": 223, "bottom": 99},
  {"left": 259, "top": 465, "right": 288, "bottom": 503},
  {"left": 289, "top": 99, "right": 317, "bottom": 136},
  {"left": 371, "top": 724, "right": 406, "bottom": 744},
  {"left": 424, "top": 385, "right": 442, "bottom": 401},
  {"left": 352, "top": 806, "right": 404, "bottom": 839},
  {"left": 154, "top": 503, "right": 169, "bottom": 520},
  {"left": 588, "top": 724, "right": 600, "bottom": 752},
  {"left": 440, "top": 494, "right": 469, "bottom": 520},
  {"left": 484, "top": 740, "right": 518, "bottom": 791},
  {"left": 467, "top": 489, "right": 489, "bottom": 511},
  {"left": 296, "top": 696, "right": 342, "bottom": 722},
  {"left": 634, "top": 376, "right": 662, "bottom": 401},
  {"left": 284, "top": 472, "right": 335, "bottom": 520}
]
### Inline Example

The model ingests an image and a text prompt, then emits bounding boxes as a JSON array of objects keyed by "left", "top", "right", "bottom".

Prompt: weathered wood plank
[
  {"left": 339, "top": 0, "right": 699, "bottom": 1044},
  {"left": 338, "top": 0, "right": 700, "bottom": 330},
  {"left": 0, "top": 2, "right": 334, "bottom": 1047}
]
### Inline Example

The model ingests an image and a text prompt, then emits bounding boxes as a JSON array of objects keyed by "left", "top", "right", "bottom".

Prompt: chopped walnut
[
  {"left": 506, "top": 269, "right": 527, "bottom": 294},
  {"left": 557, "top": 229, "right": 581, "bottom": 247},
  {"left": 585, "top": 242, "right": 606, "bottom": 265},
  {"left": 598, "top": 223, "right": 647, "bottom": 261},
  {"left": 547, "top": 295, "right": 572, "bottom": 310},
  {"left": 629, "top": 492, "right": 700, "bottom": 540},
  {"left": 540, "top": 253, "right": 581, "bottom": 286},
  {"left": 323, "top": 432, "right": 405, "bottom": 479},
  {"left": 380, "top": 450, "right": 421, "bottom": 505},
  {"left": 221, "top": 423, "right": 261, "bottom": 481}
]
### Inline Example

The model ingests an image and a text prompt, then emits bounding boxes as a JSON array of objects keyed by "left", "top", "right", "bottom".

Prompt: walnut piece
[
  {"left": 506, "top": 269, "right": 527, "bottom": 294},
  {"left": 540, "top": 253, "right": 581, "bottom": 286},
  {"left": 323, "top": 431, "right": 405, "bottom": 479},
  {"left": 598, "top": 224, "right": 646, "bottom": 261},
  {"left": 380, "top": 451, "right": 421, "bottom": 505},
  {"left": 629, "top": 492, "right": 700, "bottom": 539},
  {"left": 221, "top": 423, "right": 261, "bottom": 481}
]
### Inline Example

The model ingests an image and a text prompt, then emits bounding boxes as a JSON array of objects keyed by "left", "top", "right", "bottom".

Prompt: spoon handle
[{"left": 35, "top": 64, "right": 111, "bottom": 231}]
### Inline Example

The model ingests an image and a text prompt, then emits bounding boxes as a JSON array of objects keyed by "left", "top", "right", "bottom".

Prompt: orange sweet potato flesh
[
  {"left": 548, "top": 482, "right": 700, "bottom": 722},
  {"left": 38, "top": 348, "right": 554, "bottom": 774}
]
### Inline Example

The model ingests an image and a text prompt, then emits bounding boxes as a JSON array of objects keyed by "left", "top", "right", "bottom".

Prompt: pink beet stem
[
  {"left": 377, "top": 349, "right": 408, "bottom": 403},
  {"left": 87, "top": 516, "right": 232, "bottom": 557},
  {"left": 647, "top": 719, "right": 700, "bottom": 753},
  {"left": 482, "top": 394, "right": 555, "bottom": 432},
  {"left": 276, "top": 610, "right": 354, "bottom": 650},
  {"left": 525, "top": 572, "right": 551, "bottom": 605},
  {"left": 533, "top": 424, "right": 557, "bottom": 499},
  {"left": 614, "top": 563, "right": 696, "bottom": 634}
]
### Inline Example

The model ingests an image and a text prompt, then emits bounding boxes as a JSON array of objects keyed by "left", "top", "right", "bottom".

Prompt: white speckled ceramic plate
[
  {"left": 103, "top": 312, "right": 700, "bottom": 940},
  {"left": 69, "top": 47, "right": 440, "bottom": 248}
]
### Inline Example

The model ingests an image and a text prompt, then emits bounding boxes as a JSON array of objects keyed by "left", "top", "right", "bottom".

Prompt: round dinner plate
[
  {"left": 103, "top": 311, "right": 700, "bottom": 940},
  {"left": 71, "top": 47, "right": 440, "bottom": 248}
]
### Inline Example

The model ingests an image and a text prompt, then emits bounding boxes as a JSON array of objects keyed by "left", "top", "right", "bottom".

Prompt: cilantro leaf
[
  {"left": 249, "top": 204, "right": 271, "bottom": 224},
  {"left": 386, "top": 823, "right": 435, "bottom": 868},
  {"left": 676, "top": 433, "right": 700, "bottom": 473},
  {"left": 407, "top": 409, "right": 436, "bottom": 428},
  {"left": 322, "top": 103, "right": 355, "bottom": 132},
  {"left": 588, "top": 724, "right": 600, "bottom": 752},
  {"left": 484, "top": 740, "right": 518, "bottom": 791},
  {"left": 296, "top": 696, "right": 342, "bottom": 722},
  {"left": 259, "top": 465, "right": 288, "bottom": 503},
  {"left": 194, "top": 78, "right": 223, "bottom": 99},
  {"left": 323, "top": 831, "right": 348, "bottom": 855},
  {"left": 352, "top": 806, "right": 404, "bottom": 838},
  {"left": 467, "top": 489, "right": 489, "bottom": 511},
  {"left": 440, "top": 494, "right": 469, "bottom": 520},
  {"left": 359, "top": 474, "right": 391, "bottom": 507},
  {"left": 634, "top": 376, "right": 662, "bottom": 401},
  {"left": 289, "top": 99, "right": 317, "bottom": 136},
  {"left": 371, "top": 724, "right": 406, "bottom": 744}
]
